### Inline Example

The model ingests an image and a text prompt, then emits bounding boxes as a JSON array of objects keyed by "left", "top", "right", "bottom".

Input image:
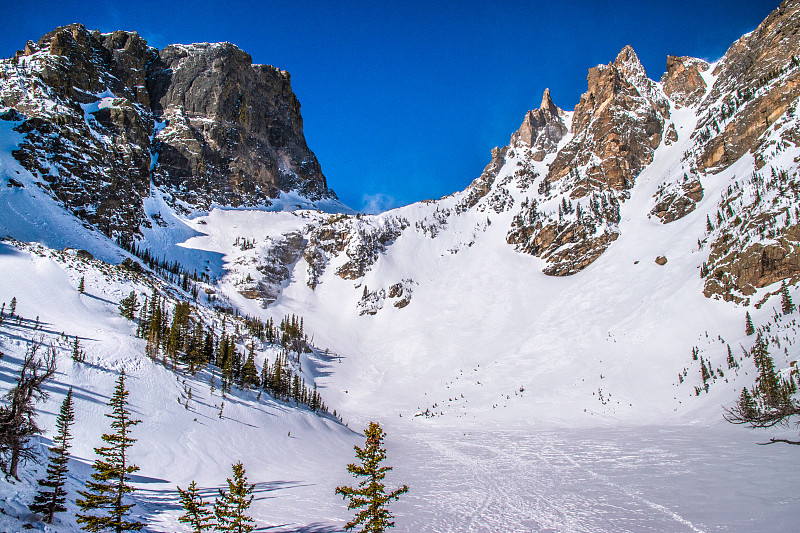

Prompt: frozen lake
[{"left": 376, "top": 424, "right": 799, "bottom": 533}]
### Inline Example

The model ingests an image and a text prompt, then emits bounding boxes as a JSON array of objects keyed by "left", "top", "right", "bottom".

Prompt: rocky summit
[{"left": 0, "top": 24, "right": 334, "bottom": 240}]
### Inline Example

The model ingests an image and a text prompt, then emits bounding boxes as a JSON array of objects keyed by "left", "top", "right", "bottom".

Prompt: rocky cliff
[{"left": 0, "top": 24, "right": 334, "bottom": 240}]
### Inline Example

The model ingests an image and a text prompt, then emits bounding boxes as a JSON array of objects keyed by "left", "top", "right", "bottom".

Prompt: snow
[{"left": 1, "top": 32, "right": 799, "bottom": 533}]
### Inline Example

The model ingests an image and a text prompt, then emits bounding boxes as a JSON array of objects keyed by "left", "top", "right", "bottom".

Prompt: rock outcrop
[
  {"left": 661, "top": 56, "right": 709, "bottom": 108},
  {"left": 548, "top": 45, "right": 669, "bottom": 195},
  {"left": 510, "top": 89, "right": 567, "bottom": 161},
  {"left": 150, "top": 42, "right": 329, "bottom": 207},
  {"left": 694, "top": 0, "right": 800, "bottom": 171},
  {"left": 650, "top": 175, "right": 704, "bottom": 223},
  {"left": 0, "top": 24, "right": 335, "bottom": 240}
]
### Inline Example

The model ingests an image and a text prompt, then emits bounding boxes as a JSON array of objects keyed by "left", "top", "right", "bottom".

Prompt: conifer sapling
[
  {"left": 178, "top": 480, "right": 215, "bottom": 532},
  {"left": 336, "top": 421, "right": 408, "bottom": 532},
  {"left": 76, "top": 370, "right": 143, "bottom": 531},
  {"left": 213, "top": 461, "right": 255, "bottom": 533},
  {"left": 30, "top": 388, "right": 75, "bottom": 523}
]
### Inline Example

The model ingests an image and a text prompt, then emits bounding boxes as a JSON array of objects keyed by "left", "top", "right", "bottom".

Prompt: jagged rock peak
[
  {"left": 0, "top": 23, "right": 336, "bottom": 240},
  {"left": 660, "top": 56, "right": 709, "bottom": 108},
  {"left": 613, "top": 45, "right": 644, "bottom": 75},
  {"left": 539, "top": 88, "right": 561, "bottom": 116},
  {"left": 510, "top": 88, "right": 567, "bottom": 161}
]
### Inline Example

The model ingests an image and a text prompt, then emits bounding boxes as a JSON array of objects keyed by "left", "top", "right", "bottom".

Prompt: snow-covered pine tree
[
  {"left": 118, "top": 292, "right": 138, "bottom": 321},
  {"left": 76, "top": 370, "right": 143, "bottom": 532},
  {"left": 30, "top": 388, "right": 75, "bottom": 523},
  {"left": 745, "top": 311, "right": 755, "bottom": 336},
  {"left": 213, "top": 461, "right": 255, "bottom": 532},
  {"left": 177, "top": 480, "right": 215, "bottom": 532},
  {"left": 336, "top": 421, "right": 408, "bottom": 532},
  {"left": 78, "top": 277, "right": 85, "bottom": 293},
  {"left": 781, "top": 281, "right": 795, "bottom": 315}
]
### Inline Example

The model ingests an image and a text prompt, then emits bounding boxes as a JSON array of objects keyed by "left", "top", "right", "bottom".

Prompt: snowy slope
[
  {"left": 0, "top": 242, "right": 358, "bottom": 532},
  {"left": 2, "top": 5, "right": 800, "bottom": 531}
]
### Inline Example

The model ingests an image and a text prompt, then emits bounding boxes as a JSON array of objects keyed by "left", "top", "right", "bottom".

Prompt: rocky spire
[
  {"left": 510, "top": 88, "right": 567, "bottom": 161},
  {"left": 539, "top": 88, "right": 561, "bottom": 117}
]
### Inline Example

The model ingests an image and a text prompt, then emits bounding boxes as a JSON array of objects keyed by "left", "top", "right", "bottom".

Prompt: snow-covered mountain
[{"left": 1, "top": 1, "right": 800, "bottom": 531}]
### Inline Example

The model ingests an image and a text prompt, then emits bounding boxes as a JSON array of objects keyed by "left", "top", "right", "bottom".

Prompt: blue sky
[{"left": 2, "top": 1, "right": 780, "bottom": 212}]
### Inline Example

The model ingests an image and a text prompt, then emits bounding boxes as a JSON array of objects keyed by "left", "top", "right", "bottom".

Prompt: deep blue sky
[{"left": 2, "top": 1, "right": 780, "bottom": 212}]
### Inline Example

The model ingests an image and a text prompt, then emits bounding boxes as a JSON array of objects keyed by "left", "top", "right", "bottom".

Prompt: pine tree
[
  {"left": 177, "top": 480, "right": 215, "bottom": 532},
  {"left": 781, "top": 281, "right": 795, "bottom": 315},
  {"left": 336, "top": 422, "right": 408, "bottom": 532},
  {"left": 9, "top": 296, "right": 16, "bottom": 316},
  {"left": 73, "top": 337, "right": 86, "bottom": 363},
  {"left": 752, "top": 335, "right": 781, "bottom": 408},
  {"left": 30, "top": 388, "right": 75, "bottom": 523},
  {"left": 118, "top": 292, "right": 139, "bottom": 321},
  {"left": 745, "top": 311, "right": 755, "bottom": 336},
  {"left": 76, "top": 370, "right": 143, "bottom": 532},
  {"left": 213, "top": 462, "right": 255, "bottom": 533},
  {"left": 78, "top": 277, "right": 85, "bottom": 293},
  {"left": 240, "top": 346, "right": 259, "bottom": 389}
]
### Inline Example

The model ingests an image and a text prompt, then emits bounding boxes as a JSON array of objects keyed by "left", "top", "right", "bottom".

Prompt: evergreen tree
[
  {"left": 213, "top": 462, "right": 255, "bottom": 533},
  {"left": 240, "top": 345, "right": 259, "bottom": 389},
  {"left": 73, "top": 337, "right": 86, "bottom": 363},
  {"left": 76, "top": 370, "right": 143, "bottom": 532},
  {"left": 336, "top": 422, "right": 408, "bottom": 532},
  {"left": 781, "top": 281, "right": 795, "bottom": 315},
  {"left": 118, "top": 292, "right": 139, "bottom": 321},
  {"left": 745, "top": 311, "right": 755, "bottom": 336},
  {"left": 177, "top": 480, "right": 215, "bottom": 532},
  {"left": 752, "top": 335, "right": 781, "bottom": 408},
  {"left": 30, "top": 388, "right": 75, "bottom": 523},
  {"left": 726, "top": 344, "right": 737, "bottom": 369},
  {"left": 725, "top": 336, "right": 800, "bottom": 445},
  {"left": 9, "top": 296, "right": 17, "bottom": 316},
  {"left": 78, "top": 277, "right": 85, "bottom": 293}
]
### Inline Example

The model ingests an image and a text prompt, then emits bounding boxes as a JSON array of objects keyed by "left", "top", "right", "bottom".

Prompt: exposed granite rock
[
  {"left": 510, "top": 89, "right": 567, "bottom": 161},
  {"left": 548, "top": 45, "right": 669, "bottom": 194},
  {"left": 695, "top": 0, "right": 800, "bottom": 171},
  {"left": 650, "top": 176, "right": 704, "bottom": 223},
  {"left": 661, "top": 56, "right": 709, "bottom": 108},
  {"left": 704, "top": 226, "right": 800, "bottom": 303},
  {"left": 249, "top": 231, "right": 305, "bottom": 306},
  {"left": 664, "top": 122, "right": 678, "bottom": 145},
  {"left": 357, "top": 279, "right": 416, "bottom": 315},
  {"left": 505, "top": 46, "right": 662, "bottom": 276},
  {"left": 507, "top": 190, "right": 621, "bottom": 276},
  {"left": 303, "top": 215, "right": 409, "bottom": 286},
  {"left": 0, "top": 23, "right": 335, "bottom": 240},
  {"left": 150, "top": 42, "right": 330, "bottom": 207},
  {"left": 655, "top": 256, "right": 668, "bottom": 265}
]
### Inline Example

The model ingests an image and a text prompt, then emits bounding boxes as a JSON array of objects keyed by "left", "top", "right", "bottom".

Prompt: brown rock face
[
  {"left": 661, "top": 56, "right": 709, "bottom": 108},
  {"left": 650, "top": 176, "right": 704, "bottom": 223},
  {"left": 0, "top": 24, "right": 334, "bottom": 239},
  {"left": 510, "top": 89, "right": 568, "bottom": 161},
  {"left": 3, "top": 25, "right": 156, "bottom": 236},
  {"left": 704, "top": 227, "right": 800, "bottom": 303},
  {"left": 695, "top": 0, "right": 800, "bottom": 171},
  {"left": 548, "top": 45, "right": 668, "bottom": 194}
]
